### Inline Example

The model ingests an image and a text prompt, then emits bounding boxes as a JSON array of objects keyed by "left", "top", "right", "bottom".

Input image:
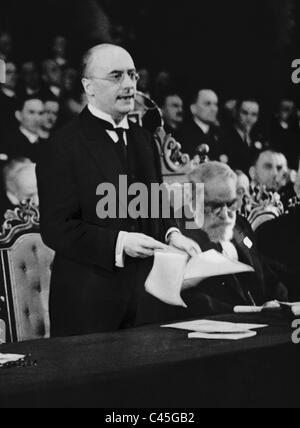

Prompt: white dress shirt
[
  {"left": 20, "top": 127, "right": 39, "bottom": 144},
  {"left": 194, "top": 118, "right": 210, "bottom": 135},
  {"left": 88, "top": 104, "right": 180, "bottom": 268}
]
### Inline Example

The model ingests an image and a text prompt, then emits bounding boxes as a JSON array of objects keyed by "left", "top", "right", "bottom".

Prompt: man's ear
[
  {"left": 249, "top": 166, "right": 255, "bottom": 181},
  {"left": 15, "top": 110, "right": 21, "bottom": 123},
  {"left": 190, "top": 104, "right": 196, "bottom": 117},
  {"left": 81, "top": 78, "right": 94, "bottom": 98}
]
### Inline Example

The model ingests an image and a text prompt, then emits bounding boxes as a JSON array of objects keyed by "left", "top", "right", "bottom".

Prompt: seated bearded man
[{"left": 139, "top": 162, "right": 288, "bottom": 325}]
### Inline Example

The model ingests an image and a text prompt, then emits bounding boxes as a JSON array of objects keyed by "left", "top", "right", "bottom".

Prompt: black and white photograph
[{"left": 0, "top": 0, "right": 300, "bottom": 410}]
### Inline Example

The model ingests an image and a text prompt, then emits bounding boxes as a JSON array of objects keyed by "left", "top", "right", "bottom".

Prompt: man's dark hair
[
  {"left": 236, "top": 98, "right": 260, "bottom": 113},
  {"left": 251, "top": 149, "right": 283, "bottom": 167},
  {"left": 159, "top": 91, "right": 183, "bottom": 108},
  {"left": 16, "top": 95, "right": 44, "bottom": 112}
]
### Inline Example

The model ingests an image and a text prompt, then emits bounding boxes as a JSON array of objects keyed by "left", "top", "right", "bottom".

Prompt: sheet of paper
[
  {"left": 184, "top": 250, "right": 254, "bottom": 282},
  {"left": 0, "top": 354, "right": 25, "bottom": 366},
  {"left": 234, "top": 300, "right": 281, "bottom": 314},
  {"left": 145, "top": 249, "right": 255, "bottom": 307},
  {"left": 145, "top": 250, "right": 188, "bottom": 307},
  {"left": 188, "top": 331, "right": 257, "bottom": 340},
  {"left": 162, "top": 320, "right": 268, "bottom": 333}
]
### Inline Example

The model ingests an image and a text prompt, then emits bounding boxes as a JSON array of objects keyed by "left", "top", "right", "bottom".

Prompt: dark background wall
[{"left": 0, "top": 0, "right": 299, "bottom": 107}]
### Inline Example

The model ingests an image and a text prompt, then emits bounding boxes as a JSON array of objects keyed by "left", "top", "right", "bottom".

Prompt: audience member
[
  {"left": 51, "top": 35, "right": 69, "bottom": 68},
  {"left": 137, "top": 68, "right": 151, "bottom": 97},
  {"left": 249, "top": 150, "right": 288, "bottom": 192},
  {"left": 224, "top": 98, "right": 266, "bottom": 173},
  {"left": 38, "top": 95, "right": 60, "bottom": 140},
  {"left": 18, "top": 61, "right": 41, "bottom": 98},
  {"left": 160, "top": 92, "right": 184, "bottom": 139},
  {"left": 236, "top": 170, "right": 250, "bottom": 211},
  {"left": 2, "top": 95, "right": 44, "bottom": 163},
  {"left": 0, "top": 32, "right": 13, "bottom": 61},
  {"left": 41, "top": 59, "right": 63, "bottom": 100},
  {"left": 0, "top": 158, "right": 38, "bottom": 223},
  {"left": 270, "top": 98, "right": 299, "bottom": 169},
  {"left": 179, "top": 89, "right": 225, "bottom": 161},
  {"left": 0, "top": 61, "right": 19, "bottom": 140}
]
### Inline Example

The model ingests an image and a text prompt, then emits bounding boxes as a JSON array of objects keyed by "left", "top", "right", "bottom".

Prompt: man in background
[
  {"left": 0, "top": 158, "right": 38, "bottom": 223},
  {"left": 2, "top": 95, "right": 44, "bottom": 163},
  {"left": 38, "top": 95, "right": 60, "bottom": 140},
  {"left": 249, "top": 150, "right": 289, "bottom": 192},
  {"left": 179, "top": 89, "right": 225, "bottom": 161},
  {"left": 224, "top": 98, "right": 266, "bottom": 173},
  {"left": 161, "top": 92, "right": 184, "bottom": 140}
]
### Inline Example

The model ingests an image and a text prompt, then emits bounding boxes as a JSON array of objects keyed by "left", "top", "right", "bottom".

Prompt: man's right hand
[{"left": 124, "top": 233, "right": 167, "bottom": 259}]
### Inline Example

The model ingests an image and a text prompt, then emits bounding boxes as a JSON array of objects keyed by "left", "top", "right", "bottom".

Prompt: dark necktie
[{"left": 96, "top": 117, "right": 128, "bottom": 165}]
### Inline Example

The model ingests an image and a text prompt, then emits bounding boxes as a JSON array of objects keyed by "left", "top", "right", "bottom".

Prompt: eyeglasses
[
  {"left": 88, "top": 70, "right": 140, "bottom": 85},
  {"left": 206, "top": 199, "right": 238, "bottom": 216}
]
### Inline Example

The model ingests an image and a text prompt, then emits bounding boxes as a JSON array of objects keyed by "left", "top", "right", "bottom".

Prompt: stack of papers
[
  {"left": 145, "top": 249, "right": 254, "bottom": 307},
  {"left": 162, "top": 320, "right": 268, "bottom": 341}
]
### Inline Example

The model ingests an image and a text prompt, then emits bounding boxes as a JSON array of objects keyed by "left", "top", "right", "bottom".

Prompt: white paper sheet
[
  {"left": 188, "top": 331, "right": 257, "bottom": 340},
  {"left": 162, "top": 320, "right": 268, "bottom": 333},
  {"left": 145, "top": 250, "right": 188, "bottom": 307},
  {"left": 0, "top": 354, "right": 25, "bottom": 366},
  {"left": 145, "top": 248, "right": 254, "bottom": 307}
]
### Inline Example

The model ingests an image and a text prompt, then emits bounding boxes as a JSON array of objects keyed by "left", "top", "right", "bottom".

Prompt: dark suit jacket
[
  {"left": 178, "top": 119, "right": 225, "bottom": 160},
  {"left": 223, "top": 126, "right": 267, "bottom": 174},
  {"left": 37, "top": 107, "right": 177, "bottom": 337},
  {"left": 137, "top": 216, "right": 287, "bottom": 325},
  {"left": 3, "top": 129, "right": 42, "bottom": 163},
  {"left": 0, "top": 91, "right": 19, "bottom": 144},
  {"left": 256, "top": 207, "right": 300, "bottom": 301}
]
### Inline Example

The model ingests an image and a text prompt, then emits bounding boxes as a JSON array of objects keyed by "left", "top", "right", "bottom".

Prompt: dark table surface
[{"left": 0, "top": 313, "right": 299, "bottom": 408}]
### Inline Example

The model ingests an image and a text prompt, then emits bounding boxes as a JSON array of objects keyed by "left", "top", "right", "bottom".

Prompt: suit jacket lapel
[{"left": 80, "top": 108, "right": 127, "bottom": 188}]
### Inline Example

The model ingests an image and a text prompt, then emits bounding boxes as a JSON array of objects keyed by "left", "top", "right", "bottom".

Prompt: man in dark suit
[
  {"left": 2, "top": 95, "right": 44, "bottom": 163},
  {"left": 179, "top": 89, "right": 225, "bottom": 161},
  {"left": 223, "top": 98, "right": 267, "bottom": 174},
  {"left": 138, "top": 162, "right": 287, "bottom": 324},
  {"left": 37, "top": 44, "right": 201, "bottom": 337}
]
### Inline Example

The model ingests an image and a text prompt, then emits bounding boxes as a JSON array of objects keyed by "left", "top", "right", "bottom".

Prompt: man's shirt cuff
[{"left": 115, "top": 231, "right": 129, "bottom": 268}]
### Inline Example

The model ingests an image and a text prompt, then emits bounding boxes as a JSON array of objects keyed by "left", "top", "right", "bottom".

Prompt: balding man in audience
[
  {"left": 37, "top": 44, "right": 200, "bottom": 337},
  {"left": 139, "top": 162, "right": 287, "bottom": 324},
  {"left": 179, "top": 89, "right": 225, "bottom": 161},
  {"left": 0, "top": 158, "right": 38, "bottom": 223}
]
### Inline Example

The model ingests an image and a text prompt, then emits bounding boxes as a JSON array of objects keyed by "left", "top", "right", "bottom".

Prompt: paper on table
[
  {"left": 145, "top": 248, "right": 254, "bottom": 307},
  {"left": 234, "top": 300, "right": 281, "bottom": 314},
  {"left": 162, "top": 320, "right": 268, "bottom": 333},
  {"left": 188, "top": 331, "right": 257, "bottom": 340},
  {"left": 0, "top": 354, "right": 25, "bottom": 366}
]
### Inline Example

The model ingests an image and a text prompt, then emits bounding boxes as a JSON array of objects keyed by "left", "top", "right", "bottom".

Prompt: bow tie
[{"left": 96, "top": 117, "right": 127, "bottom": 133}]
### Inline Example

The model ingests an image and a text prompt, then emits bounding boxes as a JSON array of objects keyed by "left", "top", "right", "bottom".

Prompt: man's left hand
[{"left": 168, "top": 232, "right": 202, "bottom": 258}]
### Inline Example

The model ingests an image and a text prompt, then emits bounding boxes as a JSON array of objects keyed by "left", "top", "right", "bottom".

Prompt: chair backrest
[{"left": 0, "top": 201, "right": 54, "bottom": 343}]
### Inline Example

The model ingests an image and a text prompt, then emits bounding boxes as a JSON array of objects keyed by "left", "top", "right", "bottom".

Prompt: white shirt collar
[
  {"left": 194, "top": 117, "right": 210, "bottom": 134},
  {"left": 1, "top": 88, "right": 16, "bottom": 98},
  {"left": 88, "top": 104, "right": 129, "bottom": 130},
  {"left": 50, "top": 86, "right": 61, "bottom": 98},
  {"left": 20, "top": 127, "right": 39, "bottom": 144}
]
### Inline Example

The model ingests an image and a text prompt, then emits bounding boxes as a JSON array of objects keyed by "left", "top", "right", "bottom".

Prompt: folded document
[{"left": 145, "top": 249, "right": 254, "bottom": 307}]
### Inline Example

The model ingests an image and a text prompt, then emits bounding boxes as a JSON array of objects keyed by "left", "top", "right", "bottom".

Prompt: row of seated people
[{"left": 160, "top": 89, "right": 300, "bottom": 172}]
